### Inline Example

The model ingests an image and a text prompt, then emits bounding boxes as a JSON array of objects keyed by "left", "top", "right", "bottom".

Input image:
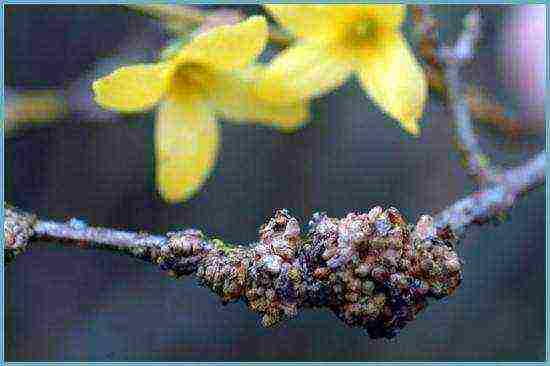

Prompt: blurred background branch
[
  {"left": 440, "top": 8, "right": 502, "bottom": 185},
  {"left": 410, "top": 5, "right": 543, "bottom": 139}
]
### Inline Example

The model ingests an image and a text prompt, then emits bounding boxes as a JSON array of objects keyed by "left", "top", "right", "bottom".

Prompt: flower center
[
  {"left": 343, "top": 18, "right": 380, "bottom": 50},
  {"left": 169, "top": 63, "right": 213, "bottom": 97}
]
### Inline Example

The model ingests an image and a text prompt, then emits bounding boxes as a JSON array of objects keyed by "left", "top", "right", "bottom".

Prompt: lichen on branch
[{"left": 192, "top": 208, "right": 462, "bottom": 339}]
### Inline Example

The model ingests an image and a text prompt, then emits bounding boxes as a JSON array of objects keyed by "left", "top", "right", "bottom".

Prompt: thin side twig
[
  {"left": 410, "top": 5, "right": 538, "bottom": 138},
  {"left": 440, "top": 9, "right": 502, "bottom": 186},
  {"left": 444, "top": 64, "right": 502, "bottom": 185}
]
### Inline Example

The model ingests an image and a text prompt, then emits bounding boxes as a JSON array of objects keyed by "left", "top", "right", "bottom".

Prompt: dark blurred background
[{"left": 4, "top": 5, "right": 546, "bottom": 361}]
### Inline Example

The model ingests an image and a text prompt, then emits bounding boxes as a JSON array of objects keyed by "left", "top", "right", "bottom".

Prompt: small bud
[
  {"left": 313, "top": 267, "right": 330, "bottom": 279},
  {"left": 283, "top": 218, "right": 301, "bottom": 239},
  {"left": 445, "top": 257, "right": 461, "bottom": 273},
  {"left": 367, "top": 206, "right": 383, "bottom": 222},
  {"left": 322, "top": 247, "right": 338, "bottom": 261},
  {"left": 4, "top": 205, "right": 37, "bottom": 264},
  {"left": 261, "top": 254, "right": 282, "bottom": 275},
  {"left": 414, "top": 215, "right": 436, "bottom": 241},
  {"left": 387, "top": 207, "right": 406, "bottom": 226},
  {"left": 362, "top": 281, "right": 375, "bottom": 295},
  {"left": 354, "top": 263, "right": 372, "bottom": 277},
  {"left": 375, "top": 213, "right": 392, "bottom": 236}
]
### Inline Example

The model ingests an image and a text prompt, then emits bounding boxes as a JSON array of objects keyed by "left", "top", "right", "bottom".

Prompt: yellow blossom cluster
[{"left": 93, "top": 5, "right": 427, "bottom": 203}]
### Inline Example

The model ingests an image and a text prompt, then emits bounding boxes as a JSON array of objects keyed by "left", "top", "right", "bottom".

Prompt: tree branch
[
  {"left": 410, "top": 5, "right": 538, "bottom": 138},
  {"left": 440, "top": 8, "right": 502, "bottom": 186},
  {"left": 434, "top": 151, "right": 546, "bottom": 234},
  {"left": 34, "top": 218, "right": 166, "bottom": 252},
  {"left": 5, "top": 204, "right": 463, "bottom": 339},
  {"left": 431, "top": 8, "right": 547, "bottom": 233}
]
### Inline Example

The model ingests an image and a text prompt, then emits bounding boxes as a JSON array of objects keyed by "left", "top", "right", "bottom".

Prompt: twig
[
  {"left": 4, "top": 89, "right": 69, "bottom": 134},
  {"left": 440, "top": 9, "right": 502, "bottom": 186},
  {"left": 446, "top": 70, "right": 504, "bottom": 185},
  {"left": 410, "top": 5, "right": 537, "bottom": 138},
  {"left": 445, "top": 65, "right": 501, "bottom": 185},
  {"left": 34, "top": 219, "right": 166, "bottom": 251},
  {"left": 5, "top": 145, "right": 546, "bottom": 337}
]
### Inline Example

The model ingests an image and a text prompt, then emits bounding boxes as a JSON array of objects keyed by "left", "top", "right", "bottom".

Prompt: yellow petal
[
  {"left": 210, "top": 68, "right": 310, "bottom": 132},
  {"left": 256, "top": 42, "right": 352, "bottom": 103},
  {"left": 92, "top": 64, "right": 168, "bottom": 112},
  {"left": 155, "top": 94, "right": 219, "bottom": 202},
  {"left": 264, "top": 5, "right": 350, "bottom": 41},
  {"left": 356, "top": 33, "right": 427, "bottom": 136},
  {"left": 175, "top": 16, "right": 268, "bottom": 71}
]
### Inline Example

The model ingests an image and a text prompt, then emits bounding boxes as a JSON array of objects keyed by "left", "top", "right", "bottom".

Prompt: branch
[
  {"left": 5, "top": 146, "right": 544, "bottom": 335},
  {"left": 434, "top": 151, "right": 546, "bottom": 234},
  {"left": 5, "top": 204, "right": 463, "bottom": 339},
  {"left": 440, "top": 9, "right": 502, "bottom": 186},
  {"left": 410, "top": 5, "right": 538, "bottom": 138},
  {"left": 431, "top": 8, "right": 547, "bottom": 232},
  {"left": 34, "top": 218, "right": 166, "bottom": 253},
  {"left": 446, "top": 65, "right": 501, "bottom": 185},
  {"left": 126, "top": 4, "right": 208, "bottom": 34}
]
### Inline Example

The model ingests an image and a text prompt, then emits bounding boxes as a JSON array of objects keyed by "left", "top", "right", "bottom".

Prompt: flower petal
[
  {"left": 92, "top": 64, "right": 168, "bottom": 112},
  {"left": 176, "top": 16, "right": 268, "bottom": 71},
  {"left": 265, "top": 5, "right": 350, "bottom": 41},
  {"left": 357, "top": 33, "right": 427, "bottom": 136},
  {"left": 155, "top": 94, "right": 219, "bottom": 202},
  {"left": 257, "top": 42, "right": 352, "bottom": 103},
  {"left": 210, "top": 68, "right": 311, "bottom": 132}
]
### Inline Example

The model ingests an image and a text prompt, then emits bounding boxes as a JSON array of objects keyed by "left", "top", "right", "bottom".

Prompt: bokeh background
[{"left": 4, "top": 5, "right": 546, "bottom": 362}]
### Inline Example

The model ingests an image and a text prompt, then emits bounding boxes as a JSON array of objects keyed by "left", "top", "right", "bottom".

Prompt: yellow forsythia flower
[
  {"left": 260, "top": 5, "right": 427, "bottom": 135},
  {"left": 93, "top": 16, "right": 309, "bottom": 203}
]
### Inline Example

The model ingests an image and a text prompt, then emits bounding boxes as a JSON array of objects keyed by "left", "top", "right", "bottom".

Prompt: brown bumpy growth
[{"left": 157, "top": 207, "right": 462, "bottom": 339}]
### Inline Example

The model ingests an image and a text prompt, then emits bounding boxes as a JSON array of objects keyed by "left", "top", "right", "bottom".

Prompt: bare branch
[
  {"left": 444, "top": 64, "right": 502, "bottom": 185},
  {"left": 34, "top": 218, "right": 166, "bottom": 252},
  {"left": 434, "top": 152, "right": 546, "bottom": 234},
  {"left": 410, "top": 5, "right": 538, "bottom": 138},
  {"left": 432, "top": 8, "right": 547, "bottom": 233},
  {"left": 440, "top": 9, "right": 502, "bottom": 186}
]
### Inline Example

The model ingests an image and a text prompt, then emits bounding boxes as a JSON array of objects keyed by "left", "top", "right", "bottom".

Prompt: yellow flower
[
  {"left": 259, "top": 5, "right": 427, "bottom": 135},
  {"left": 93, "top": 16, "right": 309, "bottom": 203}
]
